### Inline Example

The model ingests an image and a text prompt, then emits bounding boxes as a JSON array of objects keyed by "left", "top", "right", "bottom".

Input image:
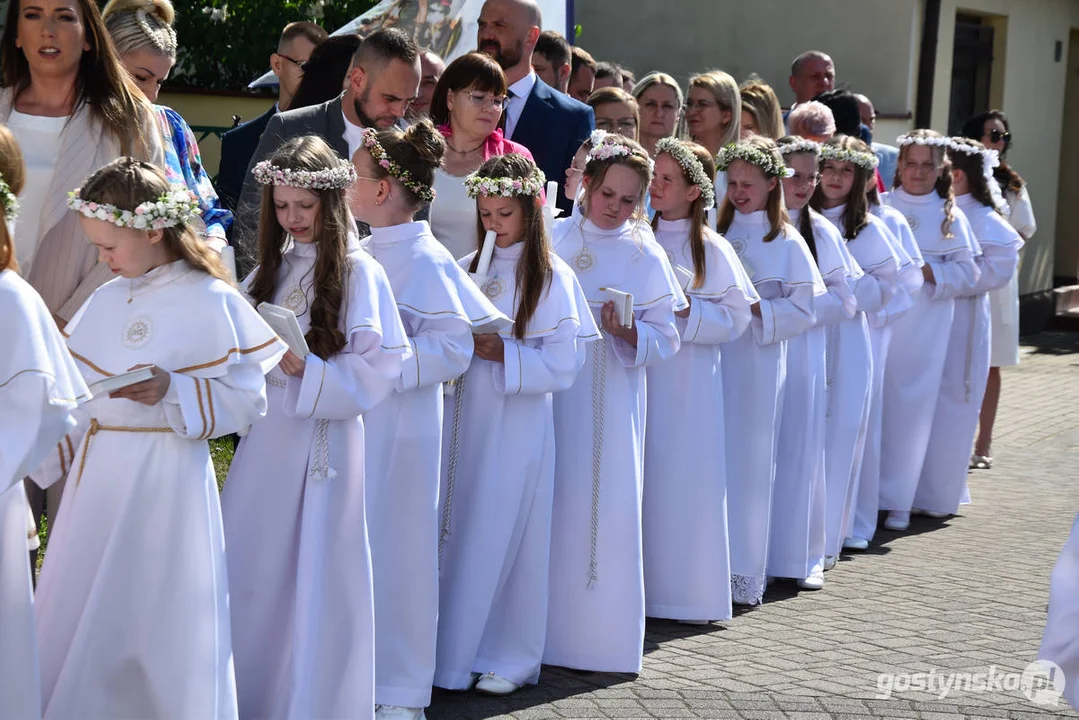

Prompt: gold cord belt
[{"left": 75, "top": 419, "right": 173, "bottom": 485}]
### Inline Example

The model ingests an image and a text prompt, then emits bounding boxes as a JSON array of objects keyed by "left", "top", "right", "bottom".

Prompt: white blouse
[
  {"left": 429, "top": 169, "right": 478, "bottom": 260},
  {"left": 7, "top": 110, "right": 66, "bottom": 273}
]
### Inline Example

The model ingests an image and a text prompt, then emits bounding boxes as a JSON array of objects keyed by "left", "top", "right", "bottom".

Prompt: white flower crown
[
  {"left": 715, "top": 143, "right": 794, "bottom": 179},
  {"left": 252, "top": 158, "right": 357, "bottom": 190},
  {"left": 777, "top": 138, "right": 821, "bottom": 157},
  {"left": 946, "top": 137, "right": 1001, "bottom": 187},
  {"left": 896, "top": 133, "right": 951, "bottom": 149},
  {"left": 655, "top": 137, "right": 715, "bottom": 208},
  {"left": 67, "top": 185, "right": 201, "bottom": 230},
  {"left": 819, "top": 144, "right": 879, "bottom": 171},
  {"left": 587, "top": 129, "right": 632, "bottom": 162},
  {"left": 0, "top": 175, "right": 18, "bottom": 222},
  {"left": 464, "top": 167, "right": 546, "bottom": 199}
]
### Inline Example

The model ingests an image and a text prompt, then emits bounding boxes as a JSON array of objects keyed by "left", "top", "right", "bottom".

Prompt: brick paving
[{"left": 428, "top": 332, "right": 1079, "bottom": 720}]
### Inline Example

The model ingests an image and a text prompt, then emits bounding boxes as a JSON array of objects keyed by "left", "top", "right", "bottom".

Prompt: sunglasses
[{"left": 985, "top": 129, "right": 1012, "bottom": 144}]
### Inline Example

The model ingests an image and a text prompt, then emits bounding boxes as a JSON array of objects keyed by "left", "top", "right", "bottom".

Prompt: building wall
[
  {"left": 573, "top": 0, "right": 920, "bottom": 116},
  {"left": 930, "top": 0, "right": 1077, "bottom": 296},
  {"left": 158, "top": 91, "right": 275, "bottom": 178}
]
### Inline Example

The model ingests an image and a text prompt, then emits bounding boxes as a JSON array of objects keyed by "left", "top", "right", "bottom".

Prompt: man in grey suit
[{"left": 232, "top": 28, "right": 422, "bottom": 274}]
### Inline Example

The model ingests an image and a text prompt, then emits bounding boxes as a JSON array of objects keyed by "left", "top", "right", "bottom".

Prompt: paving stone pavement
[{"left": 427, "top": 332, "right": 1079, "bottom": 720}]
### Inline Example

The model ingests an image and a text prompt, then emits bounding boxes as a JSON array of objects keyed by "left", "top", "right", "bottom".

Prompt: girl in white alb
[
  {"left": 34, "top": 158, "right": 286, "bottom": 720},
  {"left": 913, "top": 138, "right": 1023, "bottom": 516},
  {"left": 222, "top": 136, "right": 410, "bottom": 720},
  {"left": 0, "top": 140, "right": 90, "bottom": 720},
  {"left": 879, "top": 130, "right": 981, "bottom": 531},
  {"left": 773, "top": 137, "right": 861, "bottom": 590},
  {"left": 545, "top": 132, "right": 685, "bottom": 673},
  {"left": 813, "top": 138, "right": 904, "bottom": 553},
  {"left": 435, "top": 154, "right": 598, "bottom": 696},
  {"left": 642, "top": 138, "right": 757, "bottom": 623},
  {"left": 715, "top": 137, "right": 824, "bottom": 606}
]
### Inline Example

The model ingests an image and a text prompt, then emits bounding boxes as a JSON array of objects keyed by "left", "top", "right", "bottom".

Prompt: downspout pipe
[{"left": 916, "top": 0, "right": 942, "bottom": 128}]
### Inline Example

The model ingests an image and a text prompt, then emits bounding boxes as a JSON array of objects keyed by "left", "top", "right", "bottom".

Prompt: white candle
[
  {"left": 476, "top": 229, "right": 497, "bottom": 276},
  {"left": 545, "top": 180, "right": 558, "bottom": 210}
]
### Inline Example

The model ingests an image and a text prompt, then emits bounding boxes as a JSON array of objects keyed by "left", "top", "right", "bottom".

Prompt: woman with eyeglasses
[
  {"left": 961, "top": 110, "right": 1034, "bottom": 470},
  {"left": 587, "top": 87, "right": 640, "bottom": 142},
  {"left": 686, "top": 71, "right": 741, "bottom": 203},
  {"left": 631, "top": 72, "right": 683, "bottom": 158},
  {"left": 428, "top": 52, "right": 533, "bottom": 258}
]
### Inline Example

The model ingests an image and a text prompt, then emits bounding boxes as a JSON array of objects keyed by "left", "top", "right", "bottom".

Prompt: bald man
[
  {"left": 789, "top": 50, "right": 835, "bottom": 105},
  {"left": 476, "top": 0, "right": 593, "bottom": 213}
]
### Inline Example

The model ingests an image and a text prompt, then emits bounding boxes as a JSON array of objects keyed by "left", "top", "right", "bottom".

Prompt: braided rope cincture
[
  {"left": 75, "top": 419, "right": 173, "bottom": 485},
  {"left": 308, "top": 419, "right": 336, "bottom": 481},
  {"left": 964, "top": 297, "right": 977, "bottom": 403},
  {"left": 438, "top": 372, "right": 467, "bottom": 570},
  {"left": 587, "top": 338, "right": 607, "bottom": 589}
]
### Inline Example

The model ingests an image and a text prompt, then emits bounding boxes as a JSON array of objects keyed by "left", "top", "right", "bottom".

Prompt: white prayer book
[
  {"left": 257, "top": 302, "right": 310, "bottom": 357},
  {"left": 88, "top": 366, "right": 154, "bottom": 397},
  {"left": 600, "top": 287, "right": 634, "bottom": 327}
]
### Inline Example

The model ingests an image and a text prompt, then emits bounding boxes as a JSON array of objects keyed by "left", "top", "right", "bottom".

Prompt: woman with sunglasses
[
  {"left": 428, "top": 52, "right": 534, "bottom": 259},
  {"left": 961, "top": 110, "right": 1035, "bottom": 470}
]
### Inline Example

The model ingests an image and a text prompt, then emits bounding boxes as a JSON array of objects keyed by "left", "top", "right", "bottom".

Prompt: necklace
[
  {"left": 571, "top": 223, "right": 596, "bottom": 274},
  {"left": 446, "top": 137, "right": 486, "bottom": 154},
  {"left": 127, "top": 267, "right": 192, "bottom": 304}
]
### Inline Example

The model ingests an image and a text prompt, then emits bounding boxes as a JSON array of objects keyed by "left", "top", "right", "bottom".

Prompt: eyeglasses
[
  {"left": 595, "top": 118, "right": 638, "bottom": 133},
  {"left": 463, "top": 92, "right": 506, "bottom": 110},
  {"left": 789, "top": 171, "right": 821, "bottom": 186},
  {"left": 278, "top": 53, "right": 307, "bottom": 70},
  {"left": 683, "top": 99, "right": 718, "bottom": 111},
  {"left": 985, "top": 129, "right": 1012, "bottom": 144}
]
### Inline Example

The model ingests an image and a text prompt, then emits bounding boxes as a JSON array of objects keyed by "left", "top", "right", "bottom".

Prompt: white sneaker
[
  {"left": 474, "top": 672, "right": 521, "bottom": 696},
  {"left": 843, "top": 536, "right": 869, "bottom": 551},
  {"left": 823, "top": 555, "right": 837, "bottom": 571},
  {"left": 375, "top": 706, "right": 425, "bottom": 720},
  {"left": 798, "top": 566, "right": 825, "bottom": 590},
  {"left": 883, "top": 511, "right": 910, "bottom": 531},
  {"left": 912, "top": 508, "right": 949, "bottom": 519}
]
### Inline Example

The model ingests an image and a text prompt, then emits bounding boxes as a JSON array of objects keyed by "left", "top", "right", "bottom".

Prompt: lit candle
[{"left": 475, "top": 229, "right": 497, "bottom": 276}]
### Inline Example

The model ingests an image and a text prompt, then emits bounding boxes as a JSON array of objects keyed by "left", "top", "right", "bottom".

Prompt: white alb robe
[
  {"left": 435, "top": 242, "right": 598, "bottom": 688},
  {"left": 0, "top": 270, "right": 88, "bottom": 720},
  {"left": 879, "top": 189, "right": 981, "bottom": 515},
  {"left": 1040, "top": 514, "right": 1079, "bottom": 712},
  {"left": 991, "top": 187, "right": 1035, "bottom": 366},
  {"left": 223, "top": 240, "right": 409, "bottom": 720},
  {"left": 720, "top": 210, "right": 824, "bottom": 603},
  {"left": 545, "top": 217, "right": 685, "bottom": 672},
  {"left": 913, "top": 195, "right": 1022, "bottom": 515},
  {"left": 33, "top": 260, "right": 285, "bottom": 720},
  {"left": 819, "top": 207, "right": 903, "bottom": 547},
  {"left": 643, "top": 218, "right": 756, "bottom": 621},
  {"left": 360, "top": 220, "right": 505, "bottom": 708},
  {"left": 869, "top": 203, "right": 925, "bottom": 327},
  {"left": 768, "top": 208, "right": 851, "bottom": 579}
]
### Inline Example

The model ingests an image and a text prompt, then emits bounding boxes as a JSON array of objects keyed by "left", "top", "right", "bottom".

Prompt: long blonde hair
[
  {"left": 894, "top": 129, "right": 956, "bottom": 238},
  {"left": 717, "top": 136, "right": 788, "bottom": 242},
  {"left": 739, "top": 78, "right": 784, "bottom": 140},
  {"left": 0, "top": 125, "right": 25, "bottom": 271}
]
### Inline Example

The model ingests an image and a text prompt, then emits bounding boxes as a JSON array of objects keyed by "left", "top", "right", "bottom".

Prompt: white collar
[{"left": 508, "top": 71, "right": 537, "bottom": 99}]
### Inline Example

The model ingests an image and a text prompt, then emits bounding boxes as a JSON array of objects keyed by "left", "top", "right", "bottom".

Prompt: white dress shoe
[
  {"left": 912, "top": 508, "right": 949, "bottom": 519},
  {"left": 798, "top": 566, "right": 825, "bottom": 590},
  {"left": 843, "top": 536, "right": 869, "bottom": 551},
  {"left": 823, "top": 555, "right": 837, "bottom": 571},
  {"left": 883, "top": 511, "right": 910, "bottom": 531},
  {"left": 375, "top": 706, "right": 426, "bottom": 720},
  {"left": 475, "top": 672, "right": 521, "bottom": 696}
]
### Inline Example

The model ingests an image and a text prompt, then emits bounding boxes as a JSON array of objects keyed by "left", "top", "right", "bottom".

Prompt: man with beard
[
  {"left": 231, "top": 28, "right": 422, "bottom": 272},
  {"left": 477, "top": 0, "right": 593, "bottom": 213}
]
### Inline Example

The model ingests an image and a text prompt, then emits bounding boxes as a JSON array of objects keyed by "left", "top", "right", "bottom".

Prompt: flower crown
[
  {"left": 896, "top": 132, "right": 951, "bottom": 149},
  {"left": 464, "top": 167, "right": 546, "bottom": 199},
  {"left": 819, "top": 144, "right": 879, "bottom": 171},
  {"left": 777, "top": 138, "right": 821, "bottom": 158},
  {"left": 252, "top": 158, "right": 357, "bottom": 190},
  {"left": 946, "top": 137, "right": 1001, "bottom": 186},
  {"left": 360, "top": 128, "right": 435, "bottom": 202},
  {"left": 66, "top": 185, "right": 200, "bottom": 230},
  {"left": 655, "top": 137, "right": 715, "bottom": 208},
  {"left": 0, "top": 175, "right": 18, "bottom": 222},
  {"left": 715, "top": 143, "right": 794, "bottom": 179},
  {"left": 586, "top": 129, "right": 632, "bottom": 162}
]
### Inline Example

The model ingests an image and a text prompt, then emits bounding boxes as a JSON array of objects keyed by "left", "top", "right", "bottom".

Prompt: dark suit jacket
[
  {"left": 509, "top": 78, "right": 594, "bottom": 214},
  {"left": 217, "top": 105, "right": 275, "bottom": 214}
]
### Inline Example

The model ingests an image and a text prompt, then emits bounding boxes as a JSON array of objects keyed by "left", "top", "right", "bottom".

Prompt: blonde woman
[
  {"left": 587, "top": 86, "right": 639, "bottom": 141},
  {"left": 631, "top": 72, "right": 683, "bottom": 157},
  {"left": 739, "top": 79, "right": 784, "bottom": 140},
  {"left": 686, "top": 71, "right": 740, "bottom": 200}
]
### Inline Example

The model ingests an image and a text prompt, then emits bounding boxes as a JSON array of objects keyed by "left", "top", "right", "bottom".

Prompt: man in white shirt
[
  {"left": 477, "top": 0, "right": 593, "bottom": 213},
  {"left": 233, "top": 28, "right": 422, "bottom": 269}
]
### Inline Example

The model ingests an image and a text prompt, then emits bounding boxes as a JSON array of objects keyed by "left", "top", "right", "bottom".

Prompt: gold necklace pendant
[{"left": 573, "top": 246, "right": 596, "bottom": 273}]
